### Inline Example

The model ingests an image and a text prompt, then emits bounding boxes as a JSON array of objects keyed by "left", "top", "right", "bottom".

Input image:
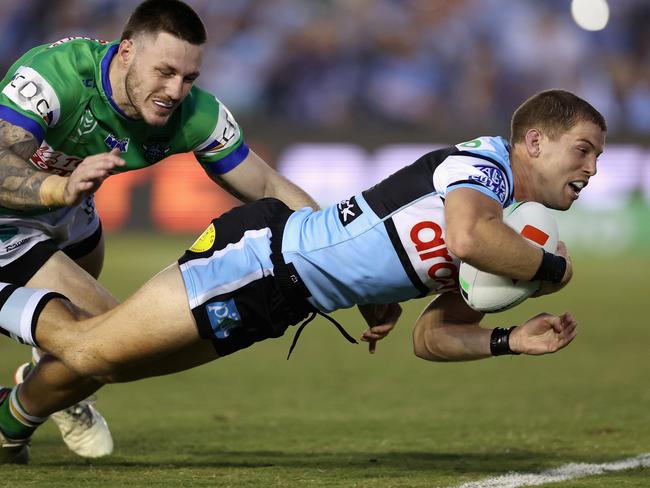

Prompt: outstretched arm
[
  {"left": 359, "top": 303, "right": 403, "bottom": 354},
  {"left": 444, "top": 188, "right": 572, "bottom": 285},
  {"left": 412, "top": 292, "right": 577, "bottom": 362},
  {"left": 0, "top": 119, "right": 49, "bottom": 208},
  {"left": 207, "top": 148, "right": 319, "bottom": 211},
  {"left": 0, "top": 119, "right": 125, "bottom": 209}
]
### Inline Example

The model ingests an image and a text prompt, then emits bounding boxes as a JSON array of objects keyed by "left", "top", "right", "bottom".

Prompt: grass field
[{"left": 2, "top": 233, "right": 649, "bottom": 487}]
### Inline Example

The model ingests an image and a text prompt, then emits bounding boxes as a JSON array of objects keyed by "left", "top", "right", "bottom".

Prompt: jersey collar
[{"left": 100, "top": 43, "right": 137, "bottom": 121}]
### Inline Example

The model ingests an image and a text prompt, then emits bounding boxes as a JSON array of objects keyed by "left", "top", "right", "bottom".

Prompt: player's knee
[{"left": 63, "top": 345, "right": 123, "bottom": 378}]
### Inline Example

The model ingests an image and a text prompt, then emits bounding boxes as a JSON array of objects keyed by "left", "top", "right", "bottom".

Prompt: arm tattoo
[{"left": 0, "top": 120, "right": 49, "bottom": 209}]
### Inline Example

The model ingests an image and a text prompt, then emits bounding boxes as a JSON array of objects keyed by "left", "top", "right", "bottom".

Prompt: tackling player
[
  {"left": 0, "top": 89, "right": 605, "bottom": 461},
  {"left": 0, "top": 0, "right": 317, "bottom": 462}
]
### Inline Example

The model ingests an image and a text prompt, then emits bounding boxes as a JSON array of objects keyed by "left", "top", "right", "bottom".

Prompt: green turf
[{"left": 1, "top": 233, "right": 648, "bottom": 487}]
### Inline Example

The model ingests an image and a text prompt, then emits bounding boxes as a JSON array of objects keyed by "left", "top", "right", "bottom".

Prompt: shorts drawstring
[{"left": 286, "top": 310, "right": 358, "bottom": 360}]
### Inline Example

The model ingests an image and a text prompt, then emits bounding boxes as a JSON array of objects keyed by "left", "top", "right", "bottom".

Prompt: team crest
[
  {"left": 142, "top": 141, "right": 171, "bottom": 164},
  {"left": 469, "top": 165, "right": 508, "bottom": 203}
]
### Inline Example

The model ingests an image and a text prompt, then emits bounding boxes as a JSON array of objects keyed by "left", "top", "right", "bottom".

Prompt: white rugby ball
[{"left": 459, "top": 201, "right": 558, "bottom": 313}]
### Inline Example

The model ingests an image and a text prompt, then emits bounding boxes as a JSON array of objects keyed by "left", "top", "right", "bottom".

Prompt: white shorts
[{"left": 0, "top": 196, "right": 101, "bottom": 284}]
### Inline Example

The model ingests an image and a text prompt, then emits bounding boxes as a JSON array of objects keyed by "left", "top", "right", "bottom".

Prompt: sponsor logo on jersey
[
  {"left": 206, "top": 298, "right": 241, "bottom": 339},
  {"left": 47, "top": 37, "right": 108, "bottom": 49},
  {"left": 189, "top": 223, "right": 216, "bottom": 253},
  {"left": 408, "top": 220, "right": 459, "bottom": 293},
  {"left": 390, "top": 196, "right": 459, "bottom": 294},
  {"left": 2, "top": 66, "right": 61, "bottom": 126},
  {"left": 4, "top": 238, "right": 29, "bottom": 252},
  {"left": 469, "top": 165, "right": 508, "bottom": 203},
  {"left": 142, "top": 140, "right": 171, "bottom": 164},
  {"left": 30, "top": 141, "right": 82, "bottom": 175},
  {"left": 457, "top": 137, "right": 496, "bottom": 152},
  {"left": 105, "top": 133, "right": 130, "bottom": 152},
  {"left": 194, "top": 101, "right": 241, "bottom": 155},
  {"left": 337, "top": 196, "right": 362, "bottom": 226}
]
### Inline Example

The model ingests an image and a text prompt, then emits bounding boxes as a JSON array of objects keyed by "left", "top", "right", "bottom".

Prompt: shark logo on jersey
[
  {"left": 2, "top": 66, "right": 61, "bottom": 126},
  {"left": 337, "top": 196, "right": 362, "bottom": 226},
  {"left": 206, "top": 298, "right": 241, "bottom": 339},
  {"left": 105, "top": 134, "right": 129, "bottom": 152},
  {"left": 469, "top": 165, "right": 508, "bottom": 203}
]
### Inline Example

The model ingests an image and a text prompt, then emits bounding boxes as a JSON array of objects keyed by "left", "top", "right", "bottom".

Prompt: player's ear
[
  {"left": 524, "top": 128, "right": 542, "bottom": 158},
  {"left": 117, "top": 39, "right": 135, "bottom": 65}
]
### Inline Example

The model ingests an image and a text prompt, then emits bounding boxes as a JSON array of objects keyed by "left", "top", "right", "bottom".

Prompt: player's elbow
[
  {"left": 445, "top": 228, "right": 478, "bottom": 261},
  {"left": 412, "top": 321, "right": 452, "bottom": 362},
  {"left": 446, "top": 215, "right": 498, "bottom": 262}
]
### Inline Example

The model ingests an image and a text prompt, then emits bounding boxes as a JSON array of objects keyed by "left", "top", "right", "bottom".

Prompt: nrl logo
[
  {"left": 68, "top": 108, "right": 97, "bottom": 143},
  {"left": 142, "top": 141, "right": 171, "bottom": 164}
]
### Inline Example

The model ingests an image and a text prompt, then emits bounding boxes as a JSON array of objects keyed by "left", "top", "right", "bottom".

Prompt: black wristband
[
  {"left": 531, "top": 249, "right": 567, "bottom": 283},
  {"left": 490, "top": 326, "right": 520, "bottom": 356}
]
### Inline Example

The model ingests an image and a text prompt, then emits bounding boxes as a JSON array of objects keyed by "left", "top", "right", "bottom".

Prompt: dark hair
[
  {"left": 510, "top": 89, "right": 607, "bottom": 144},
  {"left": 120, "top": 0, "right": 206, "bottom": 45}
]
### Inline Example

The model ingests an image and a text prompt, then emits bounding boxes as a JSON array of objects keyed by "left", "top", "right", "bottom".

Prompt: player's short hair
[
  {"left": 510, "top": 89, "right": 607, "bottom": 144},
  {"left": 121, "top": 0, "right": 206, "bottom": 45}
]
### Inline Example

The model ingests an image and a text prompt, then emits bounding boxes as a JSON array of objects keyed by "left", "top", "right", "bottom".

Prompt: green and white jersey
[{"left": 0, "top": 37, "right": 249, "bottom": 210}]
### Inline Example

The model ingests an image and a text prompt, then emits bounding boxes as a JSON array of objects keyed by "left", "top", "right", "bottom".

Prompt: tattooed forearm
[{"left": 0, "top": 120, "right": 49, "bottom": 209}]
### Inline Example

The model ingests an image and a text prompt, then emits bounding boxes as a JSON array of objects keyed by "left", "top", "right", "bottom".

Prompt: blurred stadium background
[
  {"left": 1, "top": 0, "right": 648, "bottom": 246},
  {"left": 2, "top": 1, "right": 649, "bottom": 486}
]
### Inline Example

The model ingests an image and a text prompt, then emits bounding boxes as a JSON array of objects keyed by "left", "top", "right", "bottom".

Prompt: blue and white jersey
[{"left": 282, "top": 136, "right": 516, "bottom": 312}]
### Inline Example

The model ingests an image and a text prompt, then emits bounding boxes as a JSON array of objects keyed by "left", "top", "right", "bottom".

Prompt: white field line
[{"left": 451, "top": 452, "right": 650, "bottom": 488}]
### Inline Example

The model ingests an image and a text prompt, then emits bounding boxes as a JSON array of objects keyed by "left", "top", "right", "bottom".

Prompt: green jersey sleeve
[
  {"left": 183, "top": 87, "right": 249, "bottom": 175},
  {"left": 0, "top": 38, "right": 99, "bottom": 143}
]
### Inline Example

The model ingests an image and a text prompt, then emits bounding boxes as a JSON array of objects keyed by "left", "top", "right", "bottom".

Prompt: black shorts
[{"left": 178, "top": 198, "right": 314, "bottom": 356}]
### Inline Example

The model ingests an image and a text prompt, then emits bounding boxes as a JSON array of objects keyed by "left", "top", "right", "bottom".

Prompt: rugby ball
[{"left": 458, "top": 201, "right": 558, "bottom": 313}]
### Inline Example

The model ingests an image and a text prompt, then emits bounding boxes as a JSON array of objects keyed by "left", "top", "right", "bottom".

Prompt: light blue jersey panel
[{"left": 282, "top": 195, "right": 419, "bottom": 312}]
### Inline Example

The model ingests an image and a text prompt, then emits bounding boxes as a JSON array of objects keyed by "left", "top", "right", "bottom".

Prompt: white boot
[{"left": 14, "top": 357, "right": 114, "bottom": 458}]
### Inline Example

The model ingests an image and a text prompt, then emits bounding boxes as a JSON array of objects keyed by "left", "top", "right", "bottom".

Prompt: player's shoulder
[
  {"left": 180, "top": 85, "right": 221, "bottom": 120},
  {"left": 2, "top": 37, "right": 112, "bottom": 100},
  {"left": 12, "top": 37, "right": 110, "bottom": 74},
  {"left": 178, "top": 85, "right": 241, "bottom": 146},
  {"left": 453, "top": 136, "right": 511, "bottom": 166}
]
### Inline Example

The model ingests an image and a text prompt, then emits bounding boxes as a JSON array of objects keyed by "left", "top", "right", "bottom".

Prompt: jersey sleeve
[
  {"left": 433, "top": 153, "right": 511, "bottom": 205},
  {"left": 0, "top": 46, "right": 77, "bottom": 144},
  {"left": 189, "top": 93, "right": 249, "bottom": 175}
]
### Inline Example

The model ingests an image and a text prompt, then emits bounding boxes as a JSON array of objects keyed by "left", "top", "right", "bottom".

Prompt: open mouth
[
  {"left": 152, "top": 99, "right": 175, "bottom": 111},
  {"left": 568, "top": 181, "right": 586, "bottom": 199}
]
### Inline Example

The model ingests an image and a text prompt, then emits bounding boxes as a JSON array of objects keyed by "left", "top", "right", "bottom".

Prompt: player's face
[
  {"left": 536, "top": 120, "right": 605, "bottom": 210},
  {"left": 124, "top": 32, "right": 203, "bottom": 126}
]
